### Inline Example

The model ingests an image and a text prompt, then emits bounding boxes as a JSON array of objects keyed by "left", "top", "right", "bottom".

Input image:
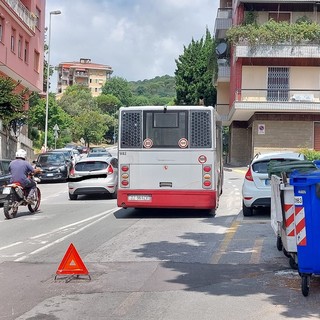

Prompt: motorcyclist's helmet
[{"left": 16, "top": 149, "right": 27, "bottom": 160}]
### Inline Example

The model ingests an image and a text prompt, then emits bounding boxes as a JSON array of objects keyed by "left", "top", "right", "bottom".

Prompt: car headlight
[{"left": 59, "top": 166, "right": 66, "bottom": 172}]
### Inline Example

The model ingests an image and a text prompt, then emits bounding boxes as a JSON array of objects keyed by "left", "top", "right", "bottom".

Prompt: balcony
[
  {"left": 236, "top": 44, "right": 320, "bottom": 59},
  {"left": 236, "top": 89, "right": 320, "bottom": 103},
  {"left": 217, "top": 59, "right": 230, "bottom": 82},
  {"left": 214, "top": 8, "right": 232, "bottom": 39},
  {"left": 4, "top": 0, "right": 37, "bottom": 32},
  {"left": 74, "top": 71, "right": 89, "bottom": 78},
  {"left": 226, "top": 88, "right": 320, "bottom": 123}
]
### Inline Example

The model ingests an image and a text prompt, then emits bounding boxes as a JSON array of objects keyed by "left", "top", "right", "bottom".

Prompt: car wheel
[
  {"left": 110, "top": 186, "right": 118, "bottom": 199},
  {"left": 242, "top": 201, "right": 253, "bottom": 216},
  {"left": 69, "top": 193, "right": 78, "bottom": 200}
]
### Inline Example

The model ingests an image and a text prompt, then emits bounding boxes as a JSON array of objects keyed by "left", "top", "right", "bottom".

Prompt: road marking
[
  {"left": 211, "top": 220, "right": 240, "bottom": 264},
  {"left": 113, "top": 292, "right": 144, "bottom": 316},
  {"left": 14, "top": 207, "right": 121, "bottom": 262},
  {"left": 0, "top": 242, "right": 23, "bottom": 251},
  {"left": 233, "top": 169, "right": 246, "bottom": 174},
  {"left": 250, "top": 238, "right": 264, "bottom": 264},
  {"left": 30, "top": 209, "right": 118, "bottom": 239}
]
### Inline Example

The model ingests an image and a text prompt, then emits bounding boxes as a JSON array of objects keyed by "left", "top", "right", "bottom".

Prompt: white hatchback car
[
  {"left": 68, "top": 156, "right": 118, "bottom": 200},
  {"left": 242, "top": 152, "right": 305, "bottom": 216}
]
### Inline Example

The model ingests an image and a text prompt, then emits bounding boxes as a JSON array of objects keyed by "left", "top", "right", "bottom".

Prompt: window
[
  {"left": 35, "top": 7, "right": 41, "bottom": 29},
  {"left": 18, "top": 35, "right": 23, "bottom": 58},
  {"left": 24, "top": 41, "right": 29, "bottom": 63},
  {"left": 143, "top": 111, "right": 188, "bottom": 148},
  {"left": 11, "top": 28, "right": 16, "bottom": 52},
  {"left": 267, "top": 67, "right": 289, "bottom": 102},
  {"left": 0, "top": 17, "right": 4, "bottom": 42},
  {"left": 34, "top": 50, "right": 40, "bottom": 72}
]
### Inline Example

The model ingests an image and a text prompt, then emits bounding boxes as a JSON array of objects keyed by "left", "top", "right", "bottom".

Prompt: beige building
[
  {"left": 215, "top": 0, "right": 320, "bottom": 165},
  {"left": 56, "top": 58, "right": 113, "bottom": 98}
]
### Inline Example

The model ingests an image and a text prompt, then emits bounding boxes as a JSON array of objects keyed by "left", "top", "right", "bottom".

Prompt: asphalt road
[{"left": 0, "top": 167, "right": 319, "bottom": 320}]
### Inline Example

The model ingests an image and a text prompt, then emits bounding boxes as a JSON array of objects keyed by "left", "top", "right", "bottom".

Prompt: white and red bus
[{"left": 117, "top": 105, "right": 223, "bottom": 211}]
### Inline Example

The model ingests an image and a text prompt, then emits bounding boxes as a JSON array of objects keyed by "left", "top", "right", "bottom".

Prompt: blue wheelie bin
[{"left": 290, "top": 169, "right": 320, "bottom": 296}]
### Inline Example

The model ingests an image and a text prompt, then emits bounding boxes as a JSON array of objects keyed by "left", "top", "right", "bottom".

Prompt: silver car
[{"left": 68, "top": 156, "right": 118, "bottom": 200}]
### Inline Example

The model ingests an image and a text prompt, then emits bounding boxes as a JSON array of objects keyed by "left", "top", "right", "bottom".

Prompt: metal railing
[
  {"left": 236, "top": 89, "right": 320, "bottom": 102},
  {"left": 5, "top": 0, "right": 37, "bottom": 32}
]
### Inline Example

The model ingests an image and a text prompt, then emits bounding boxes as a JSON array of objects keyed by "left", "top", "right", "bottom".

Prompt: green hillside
[{"left": 129, "top": 75, "right": 176, "bottom": 98}]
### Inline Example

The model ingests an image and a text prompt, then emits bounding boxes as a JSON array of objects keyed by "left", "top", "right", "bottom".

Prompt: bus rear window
[
  {"left": 154, "top": 113, "right": 178, "bottom": 128},
  {"left": 144, "top": 111, "right": 187, "bottom": 148}
]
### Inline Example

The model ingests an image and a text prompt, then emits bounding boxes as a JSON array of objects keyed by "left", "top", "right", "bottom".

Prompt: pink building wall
[{"left": 0, "top": 0, "right": 45, "bottom": 93}]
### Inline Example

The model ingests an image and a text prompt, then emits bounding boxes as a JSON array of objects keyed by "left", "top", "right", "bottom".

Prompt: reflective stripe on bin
[
  {"left": 295, "top": 206, "right": 307, "bottom": 246},
  {"left": 284, "top": 204, "right": 295, "bottom": 237}
]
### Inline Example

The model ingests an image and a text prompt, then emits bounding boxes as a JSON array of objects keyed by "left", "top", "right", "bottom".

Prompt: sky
[{"left": 45, "top": 0, "right": 219, "bottom": 92}]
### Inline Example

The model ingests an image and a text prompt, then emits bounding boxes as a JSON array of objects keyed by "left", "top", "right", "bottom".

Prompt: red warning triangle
[{"left": 56, "top": 243, "right": 89, "bottom": 275}]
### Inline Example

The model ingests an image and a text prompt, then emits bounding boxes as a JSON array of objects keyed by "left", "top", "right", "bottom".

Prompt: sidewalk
[{"left": 223, "top": 164, "right": 247, "bottom": 174}]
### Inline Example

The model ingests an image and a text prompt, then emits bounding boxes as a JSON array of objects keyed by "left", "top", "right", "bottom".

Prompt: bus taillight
[
  {"left": 203, "top": 180, "right": 211, "bottom": 187},
  {"left": 121, "top": 164, "right": 130, "bottom": 188},
  {"left": 121, "top": 180, "right": 129, "bottom": 186},
  {"left": 202, "top": 164, "right": 212, "bottom": 189}
]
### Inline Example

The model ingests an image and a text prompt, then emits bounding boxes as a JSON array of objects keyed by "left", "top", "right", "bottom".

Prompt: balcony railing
[
  {"left": 74, "top": 72, "right": 89, "bottom": 78},
  {"left": 5, "top": 0, "right": 37, "bottom": 32},
  {"left": 236, "top": 89, "right": 320, "bottom": 103},
  {"left": 236, "top": 44, "right": 320, "bottom": 59},
  {"left": 214, "top": 8, "right": 232, "bottom": 39}
]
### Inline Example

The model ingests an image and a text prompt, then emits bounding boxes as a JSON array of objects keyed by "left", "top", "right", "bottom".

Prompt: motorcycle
[{"left": 2, "top": 175, "right": 41, "bottom": 219}]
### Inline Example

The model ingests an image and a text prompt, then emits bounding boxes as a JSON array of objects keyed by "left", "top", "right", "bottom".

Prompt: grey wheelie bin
[{"left": 268, "top": 161, "right": 316, "bottom": 270}]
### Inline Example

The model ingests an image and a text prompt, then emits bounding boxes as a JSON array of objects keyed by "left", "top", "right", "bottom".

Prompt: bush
[{"left": 299, "top": 148, "right": 320, "bottom": 161}]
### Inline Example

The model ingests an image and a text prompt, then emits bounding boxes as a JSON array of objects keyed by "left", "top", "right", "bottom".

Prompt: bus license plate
[
  {"left": 128, "top": 195, "right": 152, "bottom": 201},
  {"left": 2, "top": 187, "right": 11, "bottom": 194}
]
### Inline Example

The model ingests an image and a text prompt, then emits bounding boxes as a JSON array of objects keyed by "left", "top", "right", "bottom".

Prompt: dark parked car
[
  {"left": 34, "top": 152, "right": 70, "bottom": 182},
  {"left": 0, "top": 159, "right": 12, "bottom": 206}
]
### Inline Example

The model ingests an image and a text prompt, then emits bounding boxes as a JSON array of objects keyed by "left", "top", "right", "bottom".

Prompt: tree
[
  {"left": 175, "top": 28, "right": 217, "bottom": 106},
  {"left": 101, "top": 77, "right": 132, "bottom": 107},
  {"left": 0, "top": 77, "right": 29, "bottom": 137},
  {"left": 95, "top": 94, "right": 121, "bottom": 114},
  {"left": 72, "top": 110, "right": 111, "bottom": 147},
  {"left": 28, "top": 93, "right": 73, "bottom": 149},
  {"left": 58, "top": 85, "right": 96, "bottom": 116}
]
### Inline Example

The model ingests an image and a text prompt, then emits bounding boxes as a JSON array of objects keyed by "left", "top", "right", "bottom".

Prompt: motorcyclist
[{"left": 9, "top": 149, "right": 41, "bottom": 202}]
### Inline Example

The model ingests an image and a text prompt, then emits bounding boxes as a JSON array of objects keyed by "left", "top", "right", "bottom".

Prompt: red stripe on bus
[{"left": 117, "top": 189, "right": 217, "bottom": 210}]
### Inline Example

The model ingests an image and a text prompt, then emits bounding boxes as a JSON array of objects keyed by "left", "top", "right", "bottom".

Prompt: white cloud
[{"left": 45, "top": 0, "right": 219, "bottom": 91}]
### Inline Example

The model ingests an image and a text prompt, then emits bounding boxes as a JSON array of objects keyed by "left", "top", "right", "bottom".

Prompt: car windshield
[
  {"left": 53, "top": 150, "right": 72, "bottom": 158},
  {"left": 87, "top": 152, "right": 111, "bottom": 158},
  {"left": 38, "top": 154, "right": 65, "bottom": 165},
  {"left": 75, "top": 161, "right": 108, "bottom": 172}
]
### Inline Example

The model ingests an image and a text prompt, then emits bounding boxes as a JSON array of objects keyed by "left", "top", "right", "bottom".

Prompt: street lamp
[
  {"left": 44, "top": 10, "right": 61, "bottom": 151},
  {"left": 113, "top": 105, "right": 117, "bottom": 145}
]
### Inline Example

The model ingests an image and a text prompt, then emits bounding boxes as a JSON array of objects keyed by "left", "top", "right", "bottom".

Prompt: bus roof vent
[
  {"left": 190, "top": 111, "right": 212, "bottom": 148},
  {"left": 120, "top": 111, "right": 142, "bottom": 148}
]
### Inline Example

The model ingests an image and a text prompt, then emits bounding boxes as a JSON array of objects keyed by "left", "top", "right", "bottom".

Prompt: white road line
[
  {"left": 15, "top": 207, "right": 120, "bottom": 262},
  {"left": 31, "top": 208, "right": 117, "bottom": 239},
  {"left": 0, "top": 242, "right": 23, "bottom": 251}
]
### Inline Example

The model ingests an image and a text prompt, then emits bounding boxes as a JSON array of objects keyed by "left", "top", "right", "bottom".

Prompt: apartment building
[
  {"left": 56, "top": 58, "right": 113, "bottom": 98},
  {"left": 0, "top": 0, "right": 45, "bottom": 158},
  {"left": 215, "top": 0, "right": 320, "bottom": 165}
]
